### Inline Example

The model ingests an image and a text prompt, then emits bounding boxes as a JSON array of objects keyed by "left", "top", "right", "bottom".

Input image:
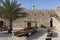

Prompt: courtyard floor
[{"left": 0, "top": 28, "right": 60, "bottom": 40}]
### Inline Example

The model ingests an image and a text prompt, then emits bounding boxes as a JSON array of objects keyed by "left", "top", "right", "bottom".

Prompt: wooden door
[{"left": 27, "top": 22, "right": 31, "bottom": 28}]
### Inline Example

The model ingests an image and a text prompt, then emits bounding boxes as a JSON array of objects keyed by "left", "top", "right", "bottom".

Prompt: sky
[{"left": 14, "top": 0, "right": 60, "bottom": 10}]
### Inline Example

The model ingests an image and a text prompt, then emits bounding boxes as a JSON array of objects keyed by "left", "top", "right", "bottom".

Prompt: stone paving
[
  {"left": 0, "top": 28, "right": 60, "bottom": 40},
  {"left": 26, "top": 28, "right": 60, "bottom": 40}
]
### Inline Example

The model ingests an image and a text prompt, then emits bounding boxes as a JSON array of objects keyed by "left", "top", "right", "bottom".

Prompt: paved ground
[
  {"left": 27, "top": 28, "right": 60, "bottom": 40},
  {"left": 0, "top": 28, "right": 60, "bottom": 40}
]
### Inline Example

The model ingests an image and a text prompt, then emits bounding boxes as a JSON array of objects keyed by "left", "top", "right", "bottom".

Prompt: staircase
[
  {"left": 53, "top": 17, "right": 60, "bottom": 31},
  {"left": 52, "top": 13, "right": 60, "bottom": 31},
  {"left": 54, "top": 15, "right": 60, "bottom": 22}
]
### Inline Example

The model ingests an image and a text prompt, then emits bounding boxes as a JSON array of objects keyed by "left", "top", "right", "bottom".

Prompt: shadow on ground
[
  {"left": 51, "top": 27, "right": 58, "bottom": 38},
  {"left": 0, "top": 32, "right": 12, "bottom": 37},
  {"left": 27, "top": 28, "right": 48, "bottom": 40},
  {"left": 52, "top": 31, "right": 58, "bottom": 38}
]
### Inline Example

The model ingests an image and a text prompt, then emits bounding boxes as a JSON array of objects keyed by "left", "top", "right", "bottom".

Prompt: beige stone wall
[
  {"left": 12, "top": 18, "right": 27, "bottom": 28},
  {"left": 12, "top": 10, "right": 52, "bottom": 28},
  {"left": 0, "top": 10, "right": 56, "bottom": 28},
  {"left": 0, "top": 18, "right": 9, "bottom": 27}
]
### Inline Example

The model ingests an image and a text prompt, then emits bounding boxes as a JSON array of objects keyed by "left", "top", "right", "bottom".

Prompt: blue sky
[{"left": 15, "top": 0, "right": 60, "bottom": 10}]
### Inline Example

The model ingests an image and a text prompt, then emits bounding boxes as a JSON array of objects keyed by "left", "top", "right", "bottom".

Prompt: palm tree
[
  {"left": 0, "top": 0, "right": 2, "bottom": 6},
  {"left": 0, "top": 0, "right": 25, "bottom": 33},
  {"left": 0, "top": 0, "right": 2, "bottom": 15}
]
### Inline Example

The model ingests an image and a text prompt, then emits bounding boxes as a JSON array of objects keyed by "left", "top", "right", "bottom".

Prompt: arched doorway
[
  {"left": 0, "top": 21, "right": 3, "bottom": 27},
  {"left": 25, "top": 21, "right": 37, "bottom": 29},
  {"left": 50, "top": 17, "right": 53, "bottom": 28},
  {"left": 0, "top": 21, "right": 8, "bottom": 31}
]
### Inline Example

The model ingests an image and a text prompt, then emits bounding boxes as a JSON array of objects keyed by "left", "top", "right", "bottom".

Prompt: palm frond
[{"left": 0, "top": 0, "right": 26, "bottom": 20}]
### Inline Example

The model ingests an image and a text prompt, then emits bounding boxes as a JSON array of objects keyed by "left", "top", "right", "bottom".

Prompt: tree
[
  {"left": 0, "top": 0, "right": 25, "bottom": 33},
  {"left": 0, "top": 0, "right": 2, "bottom": 6},
  {"left": 0, "top": 0, "right": 2, "bottom": 15}
]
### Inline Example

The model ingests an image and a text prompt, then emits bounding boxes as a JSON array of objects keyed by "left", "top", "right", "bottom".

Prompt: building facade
[{"left": 0, "top": 4, "right": 60, "bottom": 29}]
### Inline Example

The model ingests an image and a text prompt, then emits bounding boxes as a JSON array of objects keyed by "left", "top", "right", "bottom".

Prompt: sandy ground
[{"left": 0, "top": 28, "right": 60, "bottom": 40}]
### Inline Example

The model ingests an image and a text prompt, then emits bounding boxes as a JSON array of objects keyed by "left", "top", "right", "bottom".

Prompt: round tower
[{"left": 32, "top": 3, "right": 35, "bottom": 10}]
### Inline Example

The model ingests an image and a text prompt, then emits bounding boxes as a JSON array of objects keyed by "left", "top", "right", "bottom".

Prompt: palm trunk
[{"left": 8, "top": 19, "right": 12, "bottom": 33}]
